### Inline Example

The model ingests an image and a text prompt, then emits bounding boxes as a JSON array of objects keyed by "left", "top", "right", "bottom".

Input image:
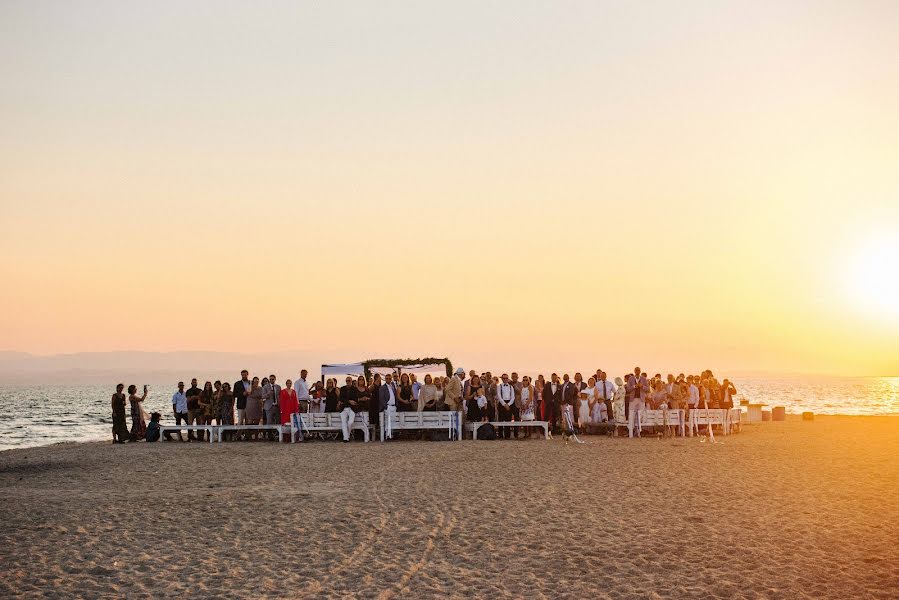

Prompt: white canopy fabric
[
  {"left": 369, "top": 363, "right": 447, "bottom": 376},
  {"left": 321, "top": 363, "right": 366, "bottom": 377}
]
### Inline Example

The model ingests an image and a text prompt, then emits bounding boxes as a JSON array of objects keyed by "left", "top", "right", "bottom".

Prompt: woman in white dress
[
  {"left": 519, "top": 375, "right": 535, "bottom": 438},
  {"left": 612, "top": 377, "right": 627, "bottom": 434},
  {"left": 577, "top": 377, "right": 595, "bottom": 430}
]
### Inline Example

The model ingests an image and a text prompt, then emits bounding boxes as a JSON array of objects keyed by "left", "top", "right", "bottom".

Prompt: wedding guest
[
  {"left": 411, "top": 374, "right": 422, "bottom": 408},
  {"left": 208, "top": 381, "right": 223, "bottom": 427},
  {"left": 590, "top": 388, "right": 610, "bottom": 429},
  {"left": 612, "top": 377, "right": 627, "bottom": 423},
  {"left": 220, "top": 383, "right": 235, "bottom": 438},
  {"left": 463, "top": 369, "right": 477, "bottom": 400},
  {"left": 185, "top": 378, "right": 202, "bottom": 441},
  {"left": 310, "top": 381, "right": 325, "bottom": 413},
  {"left": 267, "top": 374, "right": 282, "bottom": 427},
  {"left": 688, "top": 376, "right": 700, "bottom": 410},
  {"left": 510, "top": 372, "right": 523, "bottom": 430},
  {"left": 482, "top": 371, "right": 497, "bottom": 420},
  {"left": 543, "top": 374, "right": 563, "bottom": 433},
  {"left": 128, "top": 384, "right": 148, "bottom": 440},
  {"left": 379, "top": 373, "right": 399, "bottom": 440},
  {"left": 443, "top": 368, "right": 464, "bottom": 412},
  {"left": 609, "top": 377, "right": 627, "bottom": 433},
  {"left": 195, "top": 381, "right": 213, "bottom": 441},
  {"left": 233, "top": 370, "right": 251, "bottom": 426},
  {"left": 245, "top": 377, "right": 264, "bottom": 440},
  {"left": 145, "top": 412, "right": 163, "bottom": 442},
  {"left": 338, "top": 376, "right": 359, "bottom": 442},
  {"left": 168, "top": 381, "right": 188, "bottom": 442},
  {"left": 397, "top": 373, "right": 415, "bottom": 412},
  {"left": 533, "top": 375, "right": 545, "bottom": 421},
  {"left": 496, "top": 374, "right": 516, "bottom": 439},
  {"left": 356, "top": 376, "right": 371, "bottom": 417},
  {"left": 626, "top": 373, "right": 646, "bottom": 437},
  {"left": 519, "top": 375, "right": 536, "bottom": 438},
  {"left": 368, "top": 374, "right": 382, "bottom": 430},
  {"left": 578, "top": 377, "right": 596, "bottom": 430},
  {"left": 295, "top": 369, "right": 311, "bottom": 413},
  {"left": 262, "top": 375, "right": 280, "bottom": 440},
  {"left": 433, "top": 376, "right": 445, "bottom": 410},
  {"left": 279, "top": 379, "right": 299, "bottom": 425},
  {"left": 111, "top": 383, "right": 130, "bottom": 443},
  {"left": 419, "top": 374, "right": 438, "bottom": 411},
  {"left": 325, "top": 378, "right": 340, "bottom": 412},
  {"left": 465, "top": 375, "right": 483, "bottom": 423},
  {"left": 597, "top": 372, "right": 615, "bottom": 419},
  {"left": 721, "top": 379, "right": 737, "bottom": 409}
]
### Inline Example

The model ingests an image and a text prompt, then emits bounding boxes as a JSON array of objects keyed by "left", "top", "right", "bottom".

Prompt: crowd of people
[{"left": 111, "top": 366, "right": 738, "bottom": 443}]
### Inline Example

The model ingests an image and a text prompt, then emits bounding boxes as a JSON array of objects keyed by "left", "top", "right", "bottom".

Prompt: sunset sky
[{"left": 1, "top": 1, "right": 897, "bottom": 377}]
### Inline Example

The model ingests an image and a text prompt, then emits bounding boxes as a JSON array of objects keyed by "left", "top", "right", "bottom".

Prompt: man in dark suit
[
  {"left": 233, "top": 369, "right": 251, "bottom": 425},
  {"left": 542, "top": 373, "right": 563, "bottom": 434},
  {"left": 562, "top": 374, "right": 577, "bottom": 431}
]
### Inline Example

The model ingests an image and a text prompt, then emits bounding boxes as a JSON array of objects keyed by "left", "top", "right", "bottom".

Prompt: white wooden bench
[
  {"left": 689, "top": 409, "right": 728, "bottom": 436},
  {"left": 288, "top": 412, "right": 371, "bottom": 442},
  {"left": 216, "top": 424, "right": 287, "bottom": 442},
  {"left": 727, "top": 407, "right": 744, "bottom": 434},
  {"left": 465, "top": 421, "right": 549, "bottom": 440},
  {"left": 380, "top": 411, "right": 462, "bottom": 442},
  {"left": 640, "top": 409, "right": 686, "bottom": 436},
  {"left": 159, "top": 425, "right": 216, "bottom": 443}
]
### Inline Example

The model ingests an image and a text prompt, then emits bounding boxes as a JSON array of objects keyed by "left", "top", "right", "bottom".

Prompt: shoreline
[{"left": 2, "top": 413, "right": 898, "bottom": 454}]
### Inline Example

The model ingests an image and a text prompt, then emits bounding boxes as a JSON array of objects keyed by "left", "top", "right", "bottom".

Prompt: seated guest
[
  {"left": 418, "top": 374, "right": 438, "bottom": 411},
  {"left": 145, "top": 412, "right": 163, "bottom": 442}
]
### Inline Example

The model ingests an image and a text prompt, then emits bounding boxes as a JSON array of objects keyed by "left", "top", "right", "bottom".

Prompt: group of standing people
[{"left": 111, "top": 366, "right": 737, "bottom": 443}]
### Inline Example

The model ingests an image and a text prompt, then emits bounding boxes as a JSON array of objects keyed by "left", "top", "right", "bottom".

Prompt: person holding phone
[{"left": 128, "top": 384, "right": 149, "bottom": 441}]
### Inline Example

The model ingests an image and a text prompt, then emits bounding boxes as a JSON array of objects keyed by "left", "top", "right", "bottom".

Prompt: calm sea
[{"left": 0, "top": 377, "right": 897, "bottom": 451}]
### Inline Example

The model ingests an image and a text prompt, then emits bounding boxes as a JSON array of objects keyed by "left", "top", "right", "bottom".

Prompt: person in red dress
[{"left": 279, "top": 380, "right": 299, "bottom": 425}]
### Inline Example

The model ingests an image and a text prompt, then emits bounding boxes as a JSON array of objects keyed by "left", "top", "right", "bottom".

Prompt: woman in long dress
[
  {"left": 519, "top": 375, "right": 535, "bottom": 438},
  {"left": 244, "top": 377, "right": 263, "bottom": 440},
  {"left": 612, "top": 377, "right": 627, "bottom": 435},
  {"left": 128, "top": 384, "right": 148, "bottom": 441},
  {"left": 111, "top": 384, "right": 130, "bottom": 443}
]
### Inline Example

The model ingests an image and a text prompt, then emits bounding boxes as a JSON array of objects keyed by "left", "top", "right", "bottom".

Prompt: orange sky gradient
[{"left": 1, "top": 1, "right": 897, "bottom": 376}]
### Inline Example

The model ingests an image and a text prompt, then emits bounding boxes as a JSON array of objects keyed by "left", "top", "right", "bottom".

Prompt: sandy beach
[{"left": 1, "top": 416, "right": 897, "bottom": 599}]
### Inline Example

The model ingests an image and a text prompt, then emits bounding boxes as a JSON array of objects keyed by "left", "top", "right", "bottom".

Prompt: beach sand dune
[{"left": 1, "top": 416, "right": 897, "bottom": 598}]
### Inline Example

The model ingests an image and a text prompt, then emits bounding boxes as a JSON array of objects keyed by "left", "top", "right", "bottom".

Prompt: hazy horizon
[{"left": 2, "top": 1, "right": 898, "bottom": 377}]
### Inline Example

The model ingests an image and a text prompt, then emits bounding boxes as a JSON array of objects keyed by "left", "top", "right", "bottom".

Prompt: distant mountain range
[{"left": 0, "top": 350, "right": 329, "bottom": 384}]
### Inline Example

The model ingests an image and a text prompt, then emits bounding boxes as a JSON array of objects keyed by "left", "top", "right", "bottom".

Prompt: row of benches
[
  {"left": 613, "top": 408, "right": 743, "bottom": 437},
  {"left": 158, "top": 408, "right": 744, "bottom": 443}
]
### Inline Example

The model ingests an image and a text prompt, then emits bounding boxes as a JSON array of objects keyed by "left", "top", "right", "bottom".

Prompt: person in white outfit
[
  {"left": 295, "top": 369, "right": 311, "bottom": 413},
  {"left": 379, "top": 373, "right": 398, "bottom": 440},
  {"left": 578, "top": 377, "right": 596, "bottom": 429}
]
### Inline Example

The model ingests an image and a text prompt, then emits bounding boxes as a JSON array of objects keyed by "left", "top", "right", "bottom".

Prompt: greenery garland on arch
[{"left": 362, "top": 357, "right": 453, "bottom": 379}]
